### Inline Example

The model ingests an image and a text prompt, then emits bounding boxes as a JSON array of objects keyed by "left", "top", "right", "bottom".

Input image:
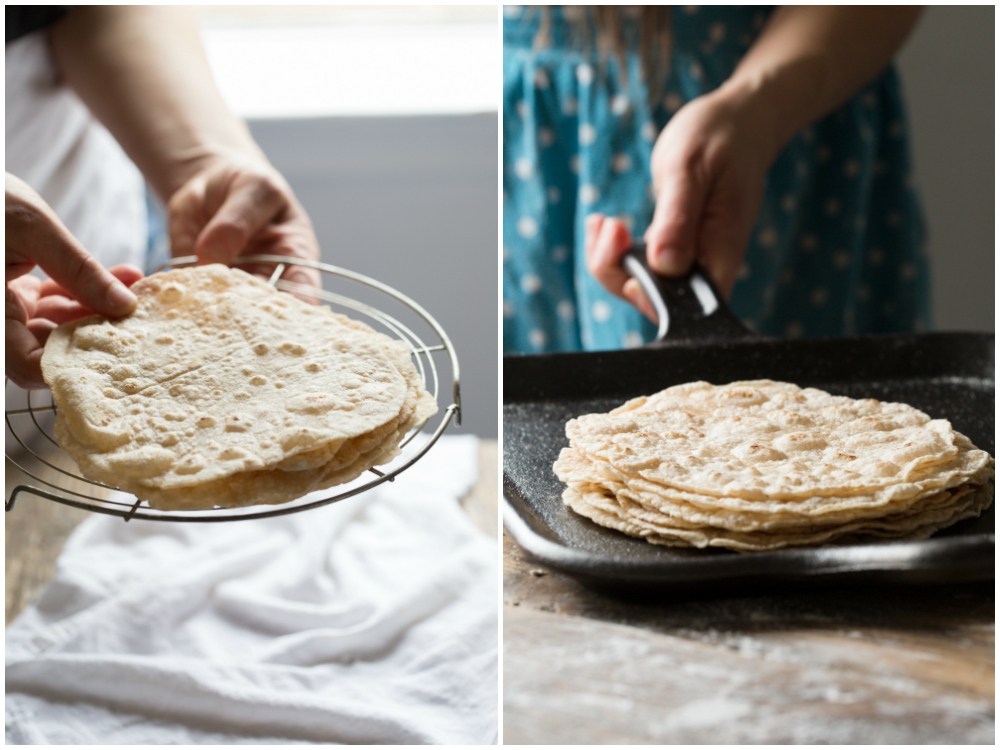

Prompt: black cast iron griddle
[{"left": 503, "top": 246, "right": 995, "bottom": 594}]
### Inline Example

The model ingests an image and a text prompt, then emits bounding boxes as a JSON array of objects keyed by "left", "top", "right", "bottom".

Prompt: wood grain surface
[
  {"left": 503, "top": 531, "right": 995, "bottom": 745},
  {"left": 6, "top": 439, "right": 497, "bottom": 625}
]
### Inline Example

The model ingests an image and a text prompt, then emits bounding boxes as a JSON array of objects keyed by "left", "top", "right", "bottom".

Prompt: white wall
[{"left": 896, "top": 5, "right": 995, "bottom": 332}]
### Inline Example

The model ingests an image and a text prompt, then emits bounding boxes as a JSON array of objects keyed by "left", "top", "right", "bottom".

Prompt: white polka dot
[
  {"left": 736, "top": 262, "right": 750, "bottom": 281},
  {"left": 563, "top": 97, "right": 578, "bottom": 116},
  {"left": 800, "top": 235, "right": 818, "bottom": 252},
  {"left": 517, "top": 217, "right": 538, "bottom": 238},
  {"left": 514, "top": 158, "right": 533, "bottom": 180},
  {"left": 785, "top": 321, "right": 804, "bottom": 338},
  {"left": 616, "top": 214, "right": 634, "bottom": 231},
  {"left": 611, "top": 94, "right": 630, "bottom": 115},
  {"left": 562, "top": 6, "right": 585, "bottom": 22},
  {"left": 781, "top": 194, "right": 796, "bottom": 213},
  {"left": 503, "top": 6, "right": 520, "bottom": 19},
  {"left": 503, "top": 300, "right": 516, "bottom": 318},
  {"left": 757, "top": 226, "right": 778, "bottom": 249},
  {"left": 622, "top": 331, "right": 644, "bottom": 349},
  {"left": 824, "top": 198, "right": 841, "bottom": 217},
  {"left": 869, "top": 248, "right": 885, "bottom": 266},
  {"left": 534, "top": 69, "right": 550, "bottom": 89},
  {"left": 520, "top": 274, "right": 542, "bottom": 294},
  {"left": 833, "top": 251, "right": 851, "bottom": 269},
  {"left": 569, "top": 155, "right": 580, "bottom": 174},
  {"left": 796, "top": 162, "right": 809, "bottom": 178},
  {"left": 547, "top": 187, "right": 561, "bottom": 204},
  {"left": 844, "top": 160, "right": 861, "bottom": 178},
  {"left": 709, "top": 22, "right": 726, "bottom": 43},
  {"left": 810, "top": 288, "right": 829, "bottom": 306},
  {"left": 612, "top": 153, "right": 632, "bottom": 173},
  {"left": 861, "top": 92, "right": 877, "bottom": 108},
  {"left": 579, "top": 123, "right": 597, "bottom": 146},
  {"left": 684, "top": 6, "right": 699, "bottom": 15},
  {"left": 516, "top": 101, "right": 527, "bottom": 118},
  {"left": 860, "top": 127, "right": 873, "bottom": 142},
  {"left": 528, "top": 329, "right": 547, "bottom": 349},
  {"left": 592, "top": 300, "right": 612, "bottom": 322},
  {"left": 576, "top": 64, "right": 594, "bottom": 86},
  {"left": 900, "top": 263, "right": 918, "bottom": 281},
  {"left": 579, "top": 184, "right": 600, "bottom": 205},
  {"left": 689, "top": 61, "right": 703, "bottom": 81},
  {"left": 538, "top": 128, "right": 555, "bottom": 147},
  {"left": 557, "top": 300, "right": 576, "bottom": 321},
  {"left": 551, "top": 245, "right": 568, "bottom": 262},
  {"left": 664, "top": 93, "right": 683, "bottom": 112},
  {"left": 642, "top": 122, "right": 657, "bottom": 141}
]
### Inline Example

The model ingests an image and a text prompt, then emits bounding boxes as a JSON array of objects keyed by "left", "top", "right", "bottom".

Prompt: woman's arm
[
  {"left": 49, "top": 7, "right": 319, "bottom": 280},
  {"left": 726, "top": 6, "right": 924, "bottom": 156},
  {"left": 49, "top": 6, "right": 259, "bottom": 200},
  {"left": 588, "top": 6, "right": 923, "bottom": 310}
]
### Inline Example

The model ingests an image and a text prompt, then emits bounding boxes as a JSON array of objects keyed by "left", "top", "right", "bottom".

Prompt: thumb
[
  {"left": 6, "top": 173, "right": 136, "bottom": 317},
  {"left": 644, "top": 169, "right": 706, "bottom": 277},
  {"left": 22, "top": 221, "right": 136, "bottom": 319}
]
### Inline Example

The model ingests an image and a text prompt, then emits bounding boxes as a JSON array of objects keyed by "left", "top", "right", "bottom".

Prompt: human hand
[
  {"left": 586, "top": 82, "right": 782, "bottom": 321},
  {"left": 6, "top": 173, "right": 143, "bottom": 389},
  {"left": 166, "top": 155, "right": 321, "bottom": 288}
]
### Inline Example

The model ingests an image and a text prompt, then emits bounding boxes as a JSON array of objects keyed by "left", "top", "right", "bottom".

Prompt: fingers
[
  {"left": 584, "top": 214, "right": 634, "bottom": 300},
  {"left": 644, "top": 166, "right": 706, "bottom": 278},
  {"left": 6, "top": 178, "right": 137, "bottom": 318},
  {"left": 5, "top": 286, "right": 45, "bottom": 389},
  {"left": 194, "top": 175, "right": 287, "bottom": 265},
  {"left": 36, "top": 265, "right": 145, "bottom": 323},
  {"left": 622, "top": 278, "right": 657, "bottom": 323}
]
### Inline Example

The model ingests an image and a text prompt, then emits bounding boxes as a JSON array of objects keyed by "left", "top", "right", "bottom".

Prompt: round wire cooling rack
[{"left": 5, "top": 254, "right": 461, "bottom": 522}]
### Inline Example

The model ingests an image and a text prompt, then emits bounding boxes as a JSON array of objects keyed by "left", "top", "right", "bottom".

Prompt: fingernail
[
  {"left": 107, "top": 282, "right": 137, "bottom": 313},
  {"left": 650, "top": 246, "right": 688, "bottom": 276}
]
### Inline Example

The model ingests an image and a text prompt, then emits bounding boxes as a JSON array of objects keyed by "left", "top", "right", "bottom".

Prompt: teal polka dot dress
[{"left": 503, "top": 5, "right": 931, "bottom": 354}]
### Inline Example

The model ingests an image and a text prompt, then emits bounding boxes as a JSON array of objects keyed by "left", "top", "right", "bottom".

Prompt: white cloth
[{"left": 5, "top": 435, "right": 498, "bottom": 745}]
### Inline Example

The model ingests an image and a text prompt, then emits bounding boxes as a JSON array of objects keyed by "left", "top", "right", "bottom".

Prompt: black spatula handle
[{"left": 622, "top": 242, "right": 753, "bottom": 342}]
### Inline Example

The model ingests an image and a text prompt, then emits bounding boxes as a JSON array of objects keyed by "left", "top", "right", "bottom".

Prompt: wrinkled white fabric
[{"left": 5, "top": 435, "right": 498, "bottom": 745}]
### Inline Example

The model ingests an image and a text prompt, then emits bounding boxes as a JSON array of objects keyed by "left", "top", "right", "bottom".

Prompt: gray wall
[
  {"left": 897, "top": 6, "right": 994, "bottom": 332},
  {"left": 249, "top": 114, "right": 498, "bottom": 437}
]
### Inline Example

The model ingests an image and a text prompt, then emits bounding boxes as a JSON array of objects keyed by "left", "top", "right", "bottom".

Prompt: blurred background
[
  {"left": 896, "top": 5, "right": 994, "bottom": 333},
  {"left": 196, "top": 5, "right": 498, "bottom": 436}
]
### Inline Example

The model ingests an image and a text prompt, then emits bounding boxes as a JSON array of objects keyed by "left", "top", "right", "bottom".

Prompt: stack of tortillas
[
  {"left": 41, "top": 264, "right": 437, "bottom": 510},
  {"left": 554, "top": 380, "right": 994, "bottom": 551}
]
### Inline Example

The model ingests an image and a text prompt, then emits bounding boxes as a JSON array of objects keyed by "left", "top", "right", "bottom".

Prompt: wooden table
[
  {"left": 6, "top": 439, "right": 497, "bottom": 625},
  {"left": 504, "top": 531, "right": 994, "bottom": 744}
]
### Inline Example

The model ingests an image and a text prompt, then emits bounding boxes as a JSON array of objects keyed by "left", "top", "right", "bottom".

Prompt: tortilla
[
  {"left": 41, "top": 264, "right": 437, "bottom": 509},
  {"left": 555, "top": 380, "right": 994, "bottom": 551}
]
